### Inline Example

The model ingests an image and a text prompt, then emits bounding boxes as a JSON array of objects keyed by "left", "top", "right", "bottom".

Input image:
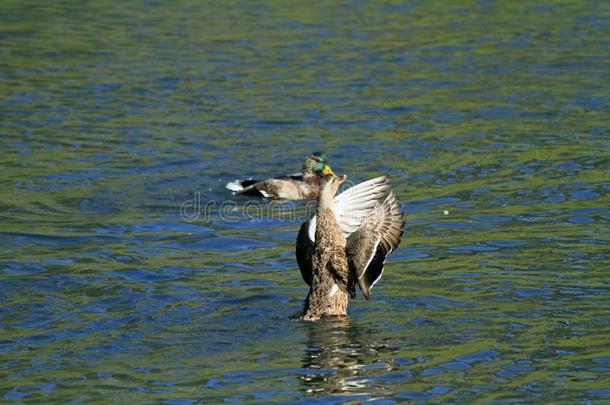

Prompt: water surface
[{"left": 1, "top": 1, "right": 609, "bottom": 403}]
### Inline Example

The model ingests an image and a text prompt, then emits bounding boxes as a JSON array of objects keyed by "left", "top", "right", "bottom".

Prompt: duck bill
[{"left": 322, "top": 165, "right": 336, "bottom": 177}]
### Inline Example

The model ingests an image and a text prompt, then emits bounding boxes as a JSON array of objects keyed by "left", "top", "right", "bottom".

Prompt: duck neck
[
  {"left": 317, "top": 188, "right": 334, "bottom": 213},
  {"left": 303, "top": 171, "right": 317, "bottom": 182}
]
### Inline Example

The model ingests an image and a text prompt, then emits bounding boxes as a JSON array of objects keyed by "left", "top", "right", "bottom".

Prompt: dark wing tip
[
  {"left": 358, "top": 245, "right": 387, "bottom": 299},
  {"left": 357, "top": 271, "right": 371, "bottom": 299},
  {"left": 359, "top": 282, "right": 371, "bottom": 300}
]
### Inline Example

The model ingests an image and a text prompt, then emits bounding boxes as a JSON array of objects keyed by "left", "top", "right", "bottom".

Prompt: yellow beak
[{"left": 322, "top": 165, "right": 336, "bottom": 177}]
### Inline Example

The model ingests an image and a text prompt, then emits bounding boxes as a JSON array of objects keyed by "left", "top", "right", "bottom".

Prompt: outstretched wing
[
  {"left": 296, "top": 175, "right": 392, "bottom": 286},
  {"left": 306, "top": 175, "right": 391, "bottom": 242},
  {"left": 346, "top": 192, "right": 404, "bottom": 299}
]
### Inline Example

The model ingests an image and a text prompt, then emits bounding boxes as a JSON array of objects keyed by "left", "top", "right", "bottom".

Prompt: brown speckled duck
[
  {"left": 226, "top": 152, "right": 335, "bottom": 200},
  {"left": 297, "top": 174, "right": 405, "bottom": 321}
]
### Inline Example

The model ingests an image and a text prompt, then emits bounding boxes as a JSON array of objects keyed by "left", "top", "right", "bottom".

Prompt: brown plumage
[
  {"left": 299, "top": 174, "right": 405, "bottom": 321},
  {"left": 302, "top": 175, "right": 351, "bottom": 321}
]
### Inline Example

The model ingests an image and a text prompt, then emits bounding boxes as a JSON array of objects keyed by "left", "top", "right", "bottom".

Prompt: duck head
[
  {"left": 303, "top": 152, "right": 335, "bottom": 178},
  {"left": 318, "top": 173, "right": 347, "bottom": 209}
]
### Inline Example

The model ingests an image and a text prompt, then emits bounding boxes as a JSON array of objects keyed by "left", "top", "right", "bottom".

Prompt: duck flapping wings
[{"left": 296, "top": 175, "right": 405, "bottom": 297}]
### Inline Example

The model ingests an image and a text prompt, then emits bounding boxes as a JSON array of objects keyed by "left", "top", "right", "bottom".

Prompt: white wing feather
[{"left": 306, "top": 175, "right": 391, "bottom": 242}]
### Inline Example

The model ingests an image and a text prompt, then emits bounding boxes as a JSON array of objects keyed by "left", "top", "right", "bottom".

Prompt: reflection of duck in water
[
  {"left": 226, "top": 152, "right": 335, "bottom": 200},
  {"left": 300, "top": 318, "right": 399, "bottom": 396},
  {"left": 296, "top": 174, "right": 405, "bottom": 320}
]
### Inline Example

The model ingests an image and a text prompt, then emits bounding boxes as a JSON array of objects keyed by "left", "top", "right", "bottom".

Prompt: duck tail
[{"left": 226, "top": 179, "right": 258, "bottom": 192}]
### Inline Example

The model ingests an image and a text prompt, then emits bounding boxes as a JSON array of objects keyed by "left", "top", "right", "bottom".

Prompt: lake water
[{"left": 1, "top": 1, "right": 609, "bottom": 403}]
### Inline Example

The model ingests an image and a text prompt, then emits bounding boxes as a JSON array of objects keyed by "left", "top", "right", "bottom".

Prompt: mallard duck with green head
[
  {"left": 226, "top": 152, "right": 335, "bottom": 200},
  {"left": 296, "top": 173, "right": 405, "bottom": 320}
]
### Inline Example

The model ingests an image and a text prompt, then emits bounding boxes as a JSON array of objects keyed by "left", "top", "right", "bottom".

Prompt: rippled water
[{"left": 1, "top": 1, "right": 609, "bottom": 403}]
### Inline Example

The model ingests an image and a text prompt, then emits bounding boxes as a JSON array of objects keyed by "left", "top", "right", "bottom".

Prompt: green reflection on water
[{"left": 1, "top": 0, "right": 609, "bottom": 403}]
